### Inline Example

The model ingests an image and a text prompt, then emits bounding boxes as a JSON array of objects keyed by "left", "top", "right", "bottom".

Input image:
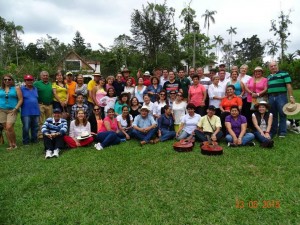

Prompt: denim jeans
[
  {"left": 43, "top": 135, "right": 65, "bottom": 151},
  {"left": 132, "top": 127, "right": 157, "bottom": 143},
  {"left": 176, "top": 130, "right": 192, "bottom": 140},
  {"left": 117, "top": 128, "right": 133, "bottom": 139},
  {"left": 96, "top": 131, "right": 120, "bottom": 148},
  {"left": 160, "top": 129, "right": 176, "bottom": 142},
  {"left": 268, "top": 93, "right": 287, "bottom": 136},
  {"left": 225, "top": 133, "right": 255, "bottom": 145},
  {"left": 194, "top": 130, "right": 223, "bottom": 142},
  {"left": 21, "top": 115, "right": 39, "bottom": 144},
  {"left": 253, "top": 131, "right": 272, "bottom": 143}
]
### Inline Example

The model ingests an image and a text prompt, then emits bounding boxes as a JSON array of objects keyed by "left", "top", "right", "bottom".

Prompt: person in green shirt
[
  {"left": 33, "top": 71, "right": 53, "bottom": 139},
  {"left": 177, "top": 68, "right": 190, "bottom": 99}
]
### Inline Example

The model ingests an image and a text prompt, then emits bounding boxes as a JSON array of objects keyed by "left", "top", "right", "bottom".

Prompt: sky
[{"left": 1, "top": 0, "right": 299, "bottom": 59}]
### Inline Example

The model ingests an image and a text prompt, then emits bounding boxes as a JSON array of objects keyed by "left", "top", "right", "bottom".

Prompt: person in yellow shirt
[
  {"left": 195, "top": 105, "right": 223, "bottom": 143},
  {"left": 87, "top": 73, "right": 101, "bottom": 113}
]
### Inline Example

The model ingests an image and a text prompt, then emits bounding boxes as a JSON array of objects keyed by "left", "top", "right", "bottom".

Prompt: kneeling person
[
  {"left": 132, "top": 105, "right": 157, "bottom": 145},
  {"left": 195, "top": 105, "right": 223, "bottom": 143}
]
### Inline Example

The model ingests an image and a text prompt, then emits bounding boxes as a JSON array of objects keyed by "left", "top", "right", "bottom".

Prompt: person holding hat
[
  {"left": 132, "top": 105, "right": 157, "bottom": 145},
  {"left": 41, "top": 108, "right": 68, "bottom": 158},
  {"left": 195, "top": 105, "right": 223, "bottom": 143},
  {"left": 121, "top": 67, "right": 136, "bottom": 86},
  {"left": 267, "top": 61, "right": 296, "bottom": 137},
  {"left": 20, "top": 74, "right": 40, "bottom": 145},
  {"left": 283, "top": 102, "right": 300, "bottom": 116},
  {"left": 0, "top": 74, "right": 23, "bottom": 150},
  {"left": 252, "top": 101, "right": 274, "bottom": 148}
]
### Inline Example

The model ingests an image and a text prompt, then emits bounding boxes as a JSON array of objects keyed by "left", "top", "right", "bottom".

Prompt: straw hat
[
  {"left": 283, "top": 103, "right": 300, "bottom": 115},
  {"left": 255, "top": 100, "right": 270, "bottom": 109}
]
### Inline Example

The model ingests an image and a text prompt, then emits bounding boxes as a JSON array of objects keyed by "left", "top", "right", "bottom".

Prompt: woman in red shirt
[
  {"left": 188, "top": 75, "right": 206, "bottom": 116},
  {"left": 94, "top": 108, "right": 121, "bottom": 150}
]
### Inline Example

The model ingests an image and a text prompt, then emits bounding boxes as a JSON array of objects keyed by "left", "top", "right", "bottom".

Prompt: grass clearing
[{"left": 0, "top": 90, "right": 300, "bottom": 224}]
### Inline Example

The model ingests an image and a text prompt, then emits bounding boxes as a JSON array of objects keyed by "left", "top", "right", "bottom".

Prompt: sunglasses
[
  {"left": 3, "top": 79, "right": 12, "bottom": 81},
  {"left": 170, "top": 92, "right": 176, "bottom": 95},
  {"left": 94, "top": 108, "right": 100, "bottom": 111},
  {"left": 177, "top": 94, "right": 183, "bottom": 97}
]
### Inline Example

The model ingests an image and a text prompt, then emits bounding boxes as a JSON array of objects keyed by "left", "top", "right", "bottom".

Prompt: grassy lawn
[{"left": 0, "top": 91, "right": 300, "bottom": 225}]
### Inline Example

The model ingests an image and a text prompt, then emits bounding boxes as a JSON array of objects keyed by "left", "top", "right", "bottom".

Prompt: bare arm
[{"left": 286, "top": 83, "right": 295, "bottom": 104}]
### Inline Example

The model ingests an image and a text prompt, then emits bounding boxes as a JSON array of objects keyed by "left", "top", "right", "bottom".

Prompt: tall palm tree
[
  {"left": 226, "top": 26, "right": 237, "bottom": 46},
  {"left": 213, "top": 35, "right": 224, "bottom": 60},
  {"left": 202, "top": 10, "right": 217, "bottom": 37},
  {"left": 266, "top": 40, "right": 279, "bottom": 59}
]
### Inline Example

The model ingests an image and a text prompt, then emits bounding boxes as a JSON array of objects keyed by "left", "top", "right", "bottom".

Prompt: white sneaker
[
  {"left": 45, "top": 150, "right": 52, "bottom": 159},
  {"left": 52, "top": 149, "right": 60, "bottom": 158},
  {"left": 95, "top": 143, "right": 103, "bottom": 151}
]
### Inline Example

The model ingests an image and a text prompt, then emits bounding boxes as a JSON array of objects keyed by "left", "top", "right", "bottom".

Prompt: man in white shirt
[{"left": 160, "top": 68, "right": 169, "bottom": 87}]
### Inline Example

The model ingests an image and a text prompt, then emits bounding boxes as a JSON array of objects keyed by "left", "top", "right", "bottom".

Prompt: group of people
[{"left": 0, "top": 60, "right": 298, "bottom": 158}]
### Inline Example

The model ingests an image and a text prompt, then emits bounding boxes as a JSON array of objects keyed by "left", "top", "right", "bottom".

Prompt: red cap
[{"left": 24, "top": 74, "right": 34, "bottom": 80}]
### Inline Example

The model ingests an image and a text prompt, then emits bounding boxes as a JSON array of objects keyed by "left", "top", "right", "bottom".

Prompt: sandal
[{"left": 6, "top": 145, "right": 17, "bottom": 150}]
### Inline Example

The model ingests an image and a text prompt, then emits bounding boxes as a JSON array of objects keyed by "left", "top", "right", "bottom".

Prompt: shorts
[{"left": 0, "top": 109, "right": 18, "bottom": 124}]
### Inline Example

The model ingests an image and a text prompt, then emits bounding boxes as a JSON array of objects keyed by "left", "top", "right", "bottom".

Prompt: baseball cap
[{"left": 24, "top": 74, "right": 34, "bottom": 80}]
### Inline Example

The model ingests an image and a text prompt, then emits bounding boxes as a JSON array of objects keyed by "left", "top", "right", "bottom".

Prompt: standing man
[
  {"left": 217, "top": 63, "right": 230, "bottom": 80},
  {"left": 177, "top": 68, "right": 190, "bottom": 100},
  {"left": 154, "top": 67, "right": 162, "bottom": 80},
  {"left": 21, "top": 75, "right": 40, "bottom": 145},
  {"left": 34, "top": 71, "right": 53, "bottom": 139},
  {"left": 65, "top": 71, "right": 77, "bottom": 115},
  {"left": 188, "top": 67, "right": 195, "bottom": 84},
  {"left": 267, "top": 61, "right": 296, "bottom": 138},
  {"left": 121, "top": 68, "right": 136, "bottom": 86},
  {"left": 87, "top": 73, "right": 101, "bottom": 113},
  {"left": 160, "top": 68, "right": 169, "bottom": 87},
  {"left": 218, "top": 70, "right": 229, "bottom": 90}
]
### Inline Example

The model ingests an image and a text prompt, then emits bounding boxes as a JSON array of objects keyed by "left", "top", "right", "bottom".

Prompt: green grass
[{"left": 0, "top": 91, "right": 300, "bottom": 225}]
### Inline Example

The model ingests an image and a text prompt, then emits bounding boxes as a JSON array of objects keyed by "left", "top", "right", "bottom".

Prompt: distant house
[
  {"left": 180, "top": 60, "right": 216, "bottom": 75},
  {"left": 57, "top": 51, "right": 101, "bottom": 74}
]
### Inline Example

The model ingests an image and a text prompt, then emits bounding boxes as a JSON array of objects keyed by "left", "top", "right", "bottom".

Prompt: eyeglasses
[
  {"left": 93, "top": 108, "right": 100, "bottom": 111},
  {"left": 3, "top": 79, "right": 12, "bottom": 81}
]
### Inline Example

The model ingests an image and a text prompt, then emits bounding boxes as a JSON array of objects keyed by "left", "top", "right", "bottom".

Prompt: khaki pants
[{"left": 38, "top": 104, "right": 53, "bottom": 138}]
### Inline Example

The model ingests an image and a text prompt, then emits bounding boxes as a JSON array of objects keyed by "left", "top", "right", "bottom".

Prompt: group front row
[{"left": 41, "top": 101, "right": 274, "bottom": 158}]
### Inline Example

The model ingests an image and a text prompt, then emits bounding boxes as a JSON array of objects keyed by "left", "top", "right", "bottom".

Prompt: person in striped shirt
[{"left": 267, "top": 61, "right": 296, "bottom": 138}]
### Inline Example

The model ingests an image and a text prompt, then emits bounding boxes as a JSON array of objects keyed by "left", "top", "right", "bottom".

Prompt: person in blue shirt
[
  {"left": 132, "top": 105, "right": 157, "bottom": 146},
  {"left": 20, "top": 75, "right": 40, "bottom": 145},
  {"left": 157, "top": 105, "right": 176, "bottom": 142}
]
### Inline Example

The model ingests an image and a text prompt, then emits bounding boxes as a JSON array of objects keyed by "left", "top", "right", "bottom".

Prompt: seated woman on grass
[
  {"left": 252, "top": 101, "right": 274, "bottom": 148},
  {"left": 225, "top": 105, "right": 255, "bottom": 147},
  {"left": 157, "top": 105, "right": 176, "bottom": 143},
  {"left": 117, "top": 105, "right": 133, "bottom": 140},
  {"left": 176, "top": 103, "right": 201, "bottom": 140},
  {"left": 64, "top": 109, "right": 93, "bottom": 148}
]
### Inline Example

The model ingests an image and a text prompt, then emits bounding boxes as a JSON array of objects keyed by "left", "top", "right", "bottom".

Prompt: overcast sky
[{"left": 1, "top": 0, "right": 299, "bottom": 59}]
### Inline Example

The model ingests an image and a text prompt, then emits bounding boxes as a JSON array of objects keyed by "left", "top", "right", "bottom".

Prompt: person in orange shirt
[
  {"left": 220, "top": 85, "right": 243, "bottom": 134},
  {"left": 65, "top": 72, "right": 77, "bottom": 115}
]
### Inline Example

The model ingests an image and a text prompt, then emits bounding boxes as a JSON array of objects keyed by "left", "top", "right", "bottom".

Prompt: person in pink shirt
[
  {"left": 188, "top": 75, "right": 207, "bottom": 116},
  {"left": 94, "top": 108, "right": 121, "bottom": 150}
]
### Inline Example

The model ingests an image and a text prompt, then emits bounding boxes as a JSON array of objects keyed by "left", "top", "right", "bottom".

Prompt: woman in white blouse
[
  {"left": 124, "top": 79, "right": 135, "bottom": 99},
  {"left": 63, "top": 109, "right": 93, "bottom": 148},
  {"left": 117, "top": 105, "right": 133, "bottom": 140},
  {"left": 153, "top": 90, "right": 168, "bottom": 120},
  {"left": 208, "top": 75, "right": 225, "bottom": 117},
  {"left": 172, "top": 92, "right": 187, "bottom": 132}
]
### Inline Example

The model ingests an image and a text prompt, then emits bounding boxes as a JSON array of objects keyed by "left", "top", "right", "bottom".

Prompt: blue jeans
[
  {"left": 268, "top": 93, "right": 287, "bottom": 136},
  {"left": 96, "top": 131, "right": 121, "bottom": 148},
  {"left": 194, "top": 130, "right": 223, "bottom": 142},
  {"left": 225, "top": 133, "right": 255, "bottom": 145},
  {"left": 253, "top": 131, "right": 272, "bottom": 143},
  {"left": 176, "top": 130, "right": 192, "bottom": 140},
  {"left": 132, "top": 127, "right": 157, "bottom": 143},
  {"left": 21, "top": 115, "right": 39, "bottom": 144},
  {"left": 117, "top": 128, "right": 133, "bottom": 139},
  {"left": 160, "top": 129, "right": 176, "bottom": 142}
]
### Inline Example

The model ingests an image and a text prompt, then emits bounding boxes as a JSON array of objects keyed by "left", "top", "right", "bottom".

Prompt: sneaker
[
  {"left": 247, "top": 142, "right": 255, "bottom": 146},
  {"left": 227, "top": 143, "right": 237, "bottom": 147},
  {"left": 45, "top": 150, "right": 52, "bottom": 159},
  {"left": 278, "top": 135, "right": 286, "bottom": 138},
  {"left": 95, "top": 143, "right": 103, "bottom": 150},
  {"left": 52, "top": 149, "right": 59, "bottom": 158},
  {"left": 120, "top": 138, "right": 126, "bottom": 142}
]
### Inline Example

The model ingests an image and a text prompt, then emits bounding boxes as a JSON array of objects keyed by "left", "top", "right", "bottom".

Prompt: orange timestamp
[{"left": 235, "top": 199, "right": 280, "bottom": 209}]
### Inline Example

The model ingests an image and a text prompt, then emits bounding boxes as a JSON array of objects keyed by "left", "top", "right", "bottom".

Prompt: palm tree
[
  {"left": 266, "top": 39, "right": 279, "bottom": 59},
  {"left": 202, "top": 10, "right": 217, "bottom": 37},
  {"left": 226, "top": 26, "right": 237, "bottom": 46},
  {"left": 213, "top": 35, "right": 224, "bottom": 60}
]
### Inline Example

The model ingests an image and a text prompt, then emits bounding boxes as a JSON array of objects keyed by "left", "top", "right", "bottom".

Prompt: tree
[
  {"left": 202, "top": 10, "right": 217, "bottom": 37},
  {"left": 179, "top": 1, "right": 196, "bottom": 36},
  {"left": 270, "top": 10, "right": 292, "bottom": 62},
  {"left": 234, "top": 35, "right": 265, "bottom": 65},
  {"left": 226, "top": 26, "right": 237, "bottom": 46},
  {"left": 266, "top": 39, "right": 279, "bottom": 59},
  {"left": 213, "top": 35, "right": 224, "bottom": 61},
  {"left": 72, "top": 31, "right": 91, "bottom": 56}
]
